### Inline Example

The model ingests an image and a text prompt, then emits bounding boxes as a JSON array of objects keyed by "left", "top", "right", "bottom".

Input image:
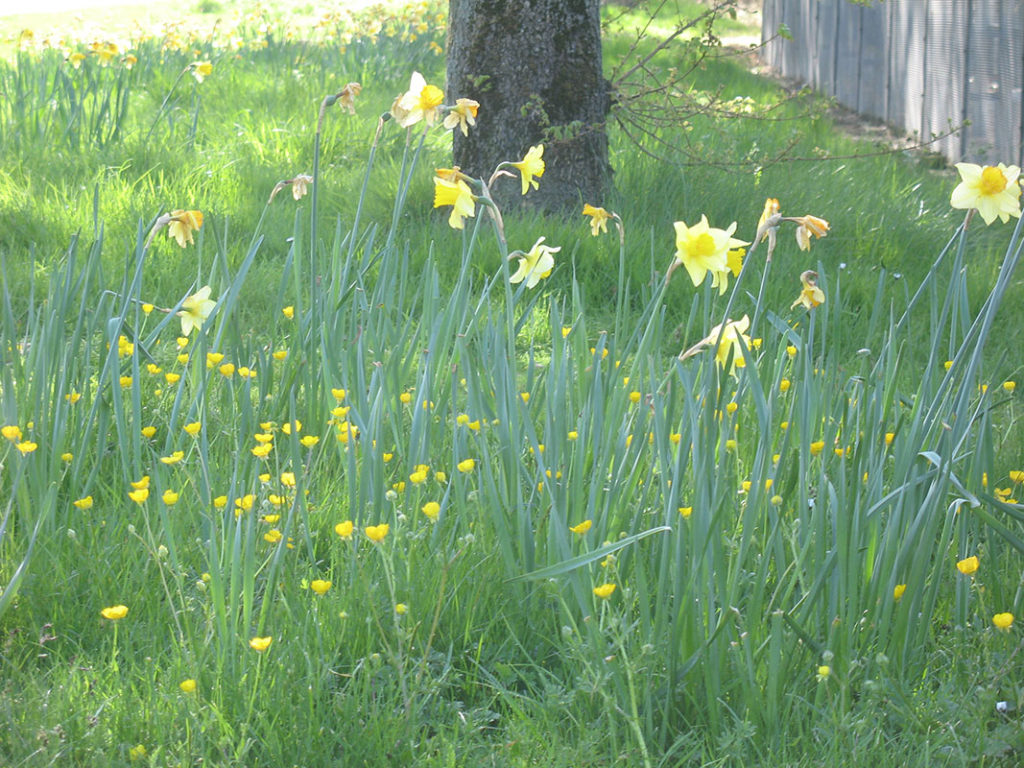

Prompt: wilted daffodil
[
  {"left": 950, "top": 162, "right": 1022, "bottom": 224},
  {"left": 391, "top": 71, "right": 444, "bottom": 127},
  {"left": 582, "top": 204, "right": 612, "bottom": 236},
  {"left": 433, "top": 168, "right": 476, "bottom": 229},
  {"left": 510, "top": 237, "right": 560, "bottom": 289},
  {"left": 335, "top": 81, "right": 361, "bottom": 114},
  {"left": 792, "top": 215, "right": 829, "bottom": 251},
  {"left": 443, "top": 98, "right": 479, "bottom": 136},
  {"left": 511, "top": 144, "right": 545, "bottom": 195},
  {"left": 669, "top": 215, "right": 748, "bottom": 289},
  {"left": 167, "top": 210, "right": 203, "bottom": 247},
  {"left": 791, "top": 270, "right": 825, "bottom": 309},
  {"left": 178, "top": 286, "right": 216, "bottom": 336}
]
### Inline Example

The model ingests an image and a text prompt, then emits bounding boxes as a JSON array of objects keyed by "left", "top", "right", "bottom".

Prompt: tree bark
[{"left": 446, "top": 0, "right": 612, "bottom": 213}]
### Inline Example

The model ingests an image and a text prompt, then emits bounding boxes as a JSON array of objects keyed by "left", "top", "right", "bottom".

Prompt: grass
[{"left": 2, "top": 1, "right": 1024, "bottom": 766}]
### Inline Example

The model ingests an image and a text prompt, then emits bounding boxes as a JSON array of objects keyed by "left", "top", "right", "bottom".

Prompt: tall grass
[{"left": 2, "top": 2, "right": 1023, "bottom": 766}]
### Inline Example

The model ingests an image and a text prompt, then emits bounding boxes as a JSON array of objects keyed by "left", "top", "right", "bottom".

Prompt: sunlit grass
[{"left": 1, "top": 2, "right": 1023, "bottom": 767}]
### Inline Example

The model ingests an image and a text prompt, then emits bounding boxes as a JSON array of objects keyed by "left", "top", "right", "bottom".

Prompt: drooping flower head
[
  {"left": 167, "top": 209, "right": 203, "bottom": 247},
  {"left": 791, "top": 270, "right": 825, "bottom": 310},
  {"left": 670, "top": 215, "right": 749, "bottom": 289},
  {"left": 509, "top": 236, "right": 560, "bottom": 289},
  {"left": 433, "top": 167, "right": 476, "bottom": 229},
  {"left": 178, "top": 285, "right": 216, "bottom": 336},
  {"left": 950, "top": 162, "right": 1022, "bottom": 224},
  {"left": 391, "top": 71, "right": 444, "bottom": 127},
  {"left": 582, "top": 204, "right": 612, "bottom": 236},
  {"left": 710, "top": 314, "right": 752, "bottom": 376},
  {"left": 335, "top": 82, "right": 361, "bottom": 114},
  {"left": 511, "top": 145, "right": 545, "bottom": 195},
  {"left": 792, "top": 215, "right": 829, "bottom": 251},
  {"left": 443, "top": 98, "right": 479, "bottom": 136}
]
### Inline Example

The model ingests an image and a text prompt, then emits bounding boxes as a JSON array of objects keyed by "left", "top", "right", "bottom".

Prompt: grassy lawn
[{"left": 1, "top": 2, "right": 1023, "bottom": 766}]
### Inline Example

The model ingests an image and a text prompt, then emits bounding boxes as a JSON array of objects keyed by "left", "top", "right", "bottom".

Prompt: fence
[{"left": 760, "top": 0, "right": 1024, "bottom": 166}]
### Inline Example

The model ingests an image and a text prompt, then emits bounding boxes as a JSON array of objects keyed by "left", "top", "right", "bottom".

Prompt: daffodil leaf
[{"left": 506, "top": 526, "right": 671, "bottom": 582}]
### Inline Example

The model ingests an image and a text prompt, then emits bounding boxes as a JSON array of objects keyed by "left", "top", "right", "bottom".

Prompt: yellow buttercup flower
[
  {"left": 893, "top": 584, "right": 907, "bottom": 601},
  {"left": 510, "top": 237, "right": 559, "bottom": 289},
  {"left": 421, "top": 501, "right": 441, "bottom": 521},
  {"left": 670, "top": 215, "right": 748, "bottom": 291},
  {"left": 310, "top": 579, "right": 331, "bottom": 596},
  {"left": 167, "top": 209, "right": 203, "bottom": 248},
  {"left": 791, "top": 270, "right": 825, "bottom": 310},
  {"left": 433, "top": 169, "right": 476, "bottom": 229},
  {"left": 129, "top": 488, "right": 149, "bottom": 504},
  {"left": 365, "top": 523, "right": 390, "bottom": 542},
  {"left": 179, "top": 679, "right": 197, "bottom": 693},
  {"left": 582, "top": 204, "right": 612, "bottom": 236},
  {"left": 1, "top": 425, "right": 22, "bottom": 442},
  {"left": 956, "top": 555, "right": 979, "bottom": 575},
  {"left": 73, "top": 496, "right": 93, "bottom": 510},
  {"left": 162, "top": 490, "right": 179, "bottom": 505},
  {"left": 101, "top": 604, "right": 128, "bottom": 620},
  {"left": 335, "top": 520, "right": 354, "bottom": 539},
  {"left": 593, "top": 583, "right": 617, "bottom": 599},
  {"left": 184, "top": 421, "right": 202, "bottom": 436},
  {"left": 443, "top": 98, "right": 479, "bottom": 136},
  {"left": 249, "top": 636, "right": 273, "bottom": 652},
  {"left": 456, "top": 458, "right": 476, "bottom": 473},
  {"left": 950, "top": 162, "right": 1022, "bottom": 224},
  {"left": 809, "top": 441, "right": 825, "bottom": 456},
  {"left": 993, "top": 612, "right": 1014, "bottom": 630},
  {"left": 178, "top": 285, "right": 215, "bottom": 335},
  {"left": 569, "top": 519, "right": 592, "bottom": 535},
  {"left": 511, "top": 144, "right": 545, "bottom": 195}
]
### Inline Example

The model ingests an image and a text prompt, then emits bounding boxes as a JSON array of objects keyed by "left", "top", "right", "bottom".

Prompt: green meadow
[{"left": 1, "top": 1, "right": 1022, "bottom": 765}]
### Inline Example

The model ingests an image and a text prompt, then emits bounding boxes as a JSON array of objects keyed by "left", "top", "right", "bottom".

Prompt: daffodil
[
  {"left": 178, "top": 286, "right": 215, "bottom": 336},
  {"left": 792, "top": 215, "right": 829, "bottom": 251},
  {"left": 190, "top": 61, "right": 212, "bottom": 83},
  {"left": 443, "top": 98, "right": 479, "bottom": 136},
  {"left": 391, "top": 71, "right": 444, "bottom": 127},
  {"left": 290, "top": 175, "right": 312, "bottom": 201},
  {"left": 167, "top": 209, "right": 203, "bottom": 247},
  {"left": 582, "top": 204, "right": 611, "bottom": 236},
  {"left": 335, "top": 81, "right": 361, "bottom": 114},
  {"left": 510, "top": 237, "right": 559, "bottom": 289},
  {"left": 670, "top": 215, "right": 748, "bottom": 289},
  {"left": 511, "top": 144, "right": 545, "bottom": 195},
  {"left": 710, "top": 315, "right": 752, "bottom": 376},
  {"left": 950, "top": 162, "right": 1022, "bottom": 224},
  {"left": 433, "top": 169, "right": 476, "bottom": 229},
  {"left": 791, "top": 270, "right": 825, "bottom": 309}
]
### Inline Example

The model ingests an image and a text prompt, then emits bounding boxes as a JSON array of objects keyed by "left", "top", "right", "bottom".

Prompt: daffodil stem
[{"left": 144, "top": 67, "right": 189, "bottom": 145}]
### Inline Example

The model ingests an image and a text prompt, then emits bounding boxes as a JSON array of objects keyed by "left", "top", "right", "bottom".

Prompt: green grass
[{"left": 2, "top": 2, "right": 1024, "bottom": 766}]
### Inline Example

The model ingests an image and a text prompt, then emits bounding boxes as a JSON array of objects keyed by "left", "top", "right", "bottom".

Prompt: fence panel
[{"left": 760, "top": 0, "right": 1024, "bottom": 166}]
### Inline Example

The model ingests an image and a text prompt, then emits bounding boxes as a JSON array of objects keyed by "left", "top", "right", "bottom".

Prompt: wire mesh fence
[{"left": 760, "top": 0, "right": 1024, "bottom": 166}]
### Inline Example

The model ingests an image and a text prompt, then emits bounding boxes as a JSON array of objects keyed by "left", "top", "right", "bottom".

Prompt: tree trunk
[{"left": 446, "top": 0, "right": 612, "bottom": 213}]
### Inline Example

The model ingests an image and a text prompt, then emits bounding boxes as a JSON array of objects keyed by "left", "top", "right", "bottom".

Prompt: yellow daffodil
[
  {"left": 582, "top": 204, "right": 611, "bottom": 236},
  {"left": 443, "top": 98, "right": 479, "bottom": 136},
  {"left": 757, "top": 197, "right": 780, "bottom": 241},
  {"left": 711, "top": 315, "right": 751, "bottom": 376},
  {"left": 167, "top": 209, "right": 203, "bottom": 247},
  {"left": 792, "top": 215, "right": 829, "bottom": 251},
  {"left": 178, "top": 285, "right": 215, "bottom": 336},
  {"left": 791, "top": 270, "right": 825, "bottom": 309},
  {"left": 670, "top": 215, "right": 748, "bottom": 290},
  {"left": 101, "top": 604, "right": 128, "bottom": 620},
  {"left": 510, "top": 236, "right": 559, "bottom": 289},
  {"left": 956, "top": 555, "right": 979, "bottom": 575},
  {"left": 391, "top": 71, "right": 444, "bottom": 127},
  {"left": 593, "top": 583, "right": 617, "bottom": 599},
  {"left": 950, "top": 162, "right": 1022, "bottom": 224},
  {"left": 190, "top": 61, "right": 212, "bottom": 82},
  {"left": 433, "top": 169, "right": 476, "bottom": 229},
  {"left": 511, "top": 144, "right": 545, "bottom": 195}
]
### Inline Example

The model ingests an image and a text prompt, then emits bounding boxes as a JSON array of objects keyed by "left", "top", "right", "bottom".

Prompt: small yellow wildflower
[
  {"left": 249, "top": 636, "right": 273, "bottom": 652},
  {"left": 310, "top": 579, "right": 331, "bottom": 596},
  {"left": 993, "top": 612, "right": 1014, "bottom": 630},
  {"left": 893, "top": 584, "right": 907, "bottom": 601},
  {"left": 101, "top": 604, "right": 128, "bottom": 620},
  {"left": 457, "top": 458, "right": 476, "bottom": 473},
  {"left": 335, "top": 520, "right": 354, "bottom": 539},
  {"left": 184, "top": 421, "right": 201, "bottom": 436},
  {"left": 956, "top": 555, "right": 979, "bottom": 575},
  {"left": 179, "top": 679, "right": 197, "bottom": 693},
  {"left": 593, "top": 583, "right": 617, "bottom": 599},
  {"left": 569, "top": 519, "right": 592, "bottom": 535},
  {"left": 365, "top": 523, "right": 390, "bottom": 542},
  {"left": 73, "top": 496, "right": 93, "bottom": 510}
]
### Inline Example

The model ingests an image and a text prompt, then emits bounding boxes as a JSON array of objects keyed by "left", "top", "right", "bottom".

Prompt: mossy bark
[{"left": 447, "top": 0, "right": 612, "bottom": 213}]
